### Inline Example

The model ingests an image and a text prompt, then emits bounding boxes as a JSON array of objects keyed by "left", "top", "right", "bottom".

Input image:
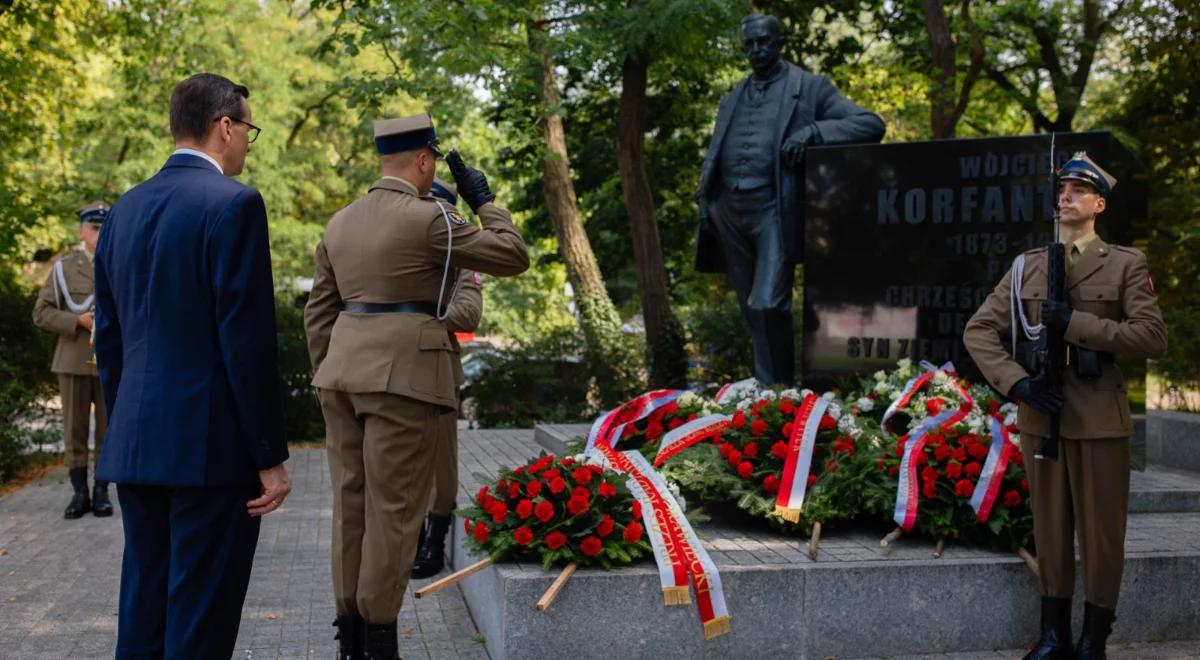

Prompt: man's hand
[
  {"left": 1041, "top": 298, "right": 1073, "bottom": 332},
  {"left": 248, "top": 463, "right": 292, "bottom": 517},
  {"left": 446, "top": 150, "right": 496, "bottom": 212},
  {"left": 77, "top": 311, "right": 94, "bottom": 331},
  {"left": 1008, "top": 375, "right": 1065, "bottom": 416}
]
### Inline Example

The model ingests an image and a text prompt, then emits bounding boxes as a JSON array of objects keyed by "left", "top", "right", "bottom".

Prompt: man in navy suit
[{"left": 93, "top": 73, "right": 292, "bottom": 659}]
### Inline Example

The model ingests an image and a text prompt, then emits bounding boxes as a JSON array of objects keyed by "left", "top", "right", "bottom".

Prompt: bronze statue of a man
[{"left": 696, "top": 13, "right": 885, "bottom": 385}]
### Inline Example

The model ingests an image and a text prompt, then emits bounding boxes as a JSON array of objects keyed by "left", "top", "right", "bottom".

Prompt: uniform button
[{"left": 1033, "top": 292, "right": 1040, "bottom": 298}]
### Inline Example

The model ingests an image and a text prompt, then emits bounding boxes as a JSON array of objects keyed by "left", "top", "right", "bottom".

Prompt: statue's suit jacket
[
  {"left": 695, "top": 63, "right": 885, "bottom": 270},
  {"left": 93, "top": 153, "right": 289, "bottom": 487}
]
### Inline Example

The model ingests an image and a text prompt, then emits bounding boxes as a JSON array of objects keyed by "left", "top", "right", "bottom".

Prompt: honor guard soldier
[
  {"left": 964, "top": 153, "right": 1167, "bottom": 660},
  {"left": 304, "top": 114, "right": 529, "bottom": 660},
  {"left": 32, "top": 202, "right": 112, "bottom": 519},
  {"left": 411, "top": 180, "right": 483, "bottom": 580}
]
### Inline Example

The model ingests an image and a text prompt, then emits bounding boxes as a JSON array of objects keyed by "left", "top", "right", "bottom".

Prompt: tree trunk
[
  {"left": 528, "top": 18, "right": 634, "bottom": 398},
  {"left": 616, "top": 49, "right": 688, "bottom": 388},
  {"left": 921, "top": 0, "right": 958, "bottom": 138}
]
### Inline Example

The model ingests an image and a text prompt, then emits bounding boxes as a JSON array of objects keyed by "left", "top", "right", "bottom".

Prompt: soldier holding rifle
[{"left": 964, "top": 152, "right": 1167, "bottom": 660}]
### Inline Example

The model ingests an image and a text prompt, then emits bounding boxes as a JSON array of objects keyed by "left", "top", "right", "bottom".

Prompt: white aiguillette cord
[
  {"left": 1010, "top": 253, "right": 1043, "bottom": 356},
  {"left": 432, "top": 200, "right": 462, "bottom": 321},
  {"left": 54, "top": 259, "right": 94, "bottom": 314}
]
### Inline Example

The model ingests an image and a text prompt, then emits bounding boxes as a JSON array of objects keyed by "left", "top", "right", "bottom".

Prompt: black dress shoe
[
  {"left": 1023, "top": 596, "right": 1074, "bottom": 660},
  {"left": 1075, "top": 602, "right": 1116, "bottom": 660},
  {"left": 92, "top": 481, "right": 113, "bottom": 517},
  {"left": 411, "top": 513, "right": 451, "bottom": 579},
  {"left": 333, "top": 614, "right": 365, "bottom": 660},
  {"left": 63, "top": 467, "right": 91, "bottom": 519}
]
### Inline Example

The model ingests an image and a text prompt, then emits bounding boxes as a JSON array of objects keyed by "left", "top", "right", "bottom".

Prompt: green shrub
[
  {"left": 0, "top": 278, "right": 56, "bottom": 482},
  {"left": 468, "top": 329, "right": 594, "bottom": 428},
  {"left": 275, "top": 295, "right": 325, "bottom": 443}
]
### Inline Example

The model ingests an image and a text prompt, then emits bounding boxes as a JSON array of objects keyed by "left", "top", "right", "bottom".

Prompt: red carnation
[
  {"left": 535, "top": 500, "right": 555, "bottom": 523},
  {"left": 955, "top": 479, "right": 975, "bottom": 498},
  {"left": 731, "top": 410, "right": 746, "bottom": 429},
  {"left": 572, "top": 485, "right": 591, "bottom": 501},
  {"left": 1020, "top": 479, "right": 1030, "bottom": 493},
  {"left": 825, "top": 459, "right": 841, "bottom": 473},
  {"left": 1003, "top": 490, "right": 1022, "bottom": 508},
  {"left": 580, "top": 536, "right": 603, "bottom": 557},
  {"left": 952, "top": 447, "right": 967, "bottom": 463},
  {"left": 875, "top": 458, "right": 885, "bottom": 469},
  {"left": 944, "top": 462, "right": 963, "bottom": 479},
  {"left": 622, "top": 424, "right": 637, "bottom": 438},
  {"left": 632, "top": 500, "right": 642, "bottom": 518},
  {"left": 623, "top": 521, "right": 644, "bottom": 543},
  {"left": 727, "top": 449, "right": 742, "bottom": 466},
  {"left": 561, "top": 457, "right": 576, "bottom": 466},
  {"left": 989, "top": 399, "right": 1000, "bottom": 414},
  {"left": 543, "top": 468, "right": 561, "bottom": 481},
  {"left": 967, "top": 442, "right": 989, "bottom": 460},
  {"left": 926, "top": 397, "right": 945, "bottom": 415},
  {"left": 572, "top": 467, "right": 594, "bottom": 484},
  {"left": 545, "top": 531, "right": 567, "bottom": 550},
  {"left": 782, "top": 421, "right": 793, "bottom": 438},
  {"left": 965, "top": 462, "right": 982, "bottom": 478},
  {"left": 598, "top": 482, "right": 616, "bottom": 499},
  {"left": 819, "top": 414, "right": 837, "bottom": 430},
  {"left": 921, "top": 466, "right": 939, "bottom": 484},
  {"left": 508, "top": 482, "right": 521, "bottom": 499},
  {"left": 687, "top": 413, "right": 698, "bottom": 422},
  {"left": 737, "top": 461, "right": 754, "bottom": 479},
  {"left": 807, "top": 474, "right": 818, "bottom": 488},
  {"left": 887, "top": 465, "right": 900, "bottom": 476},
  {"left": 514, "top": 526, "right": 534, "bottom": 546},
  {"left": 771, "top": 441, "right": 789, "bottom": 459},
  {"left": 645, "top": 422, "right": 665, "bottom": 441},
  {"left": 516, "top": 499, "right": 534, "bottom": 519},
  {"left": 718, "top": 442, "right": 733, "bottom": 458},
  {"left": 668, "top": 418, "right": 685, "bottom": 430},
  {"left": 1007, "top": 423, "right": 1019, "bottom": 434},
  {"left": 473, "top": 521, "right": 489, "bottom": 544},
  {"left": 927, "top": 433, "right": 946, "bottom": 446},
  {"left": 922, "top": 481, "right": 938, "bottom": 499},
  {"left": 751, "top": 419, "right": 768, "bottom": 436},
  {"left": 779, "top": 399, "right": 795, "bottom": 414},
  {"left": 567, "top": 495, "right": 589, "bottom": 516},
  {"left": 933, "top": 444, "right": 951, "bottom": 462},
  {"left": 476, "top": 486, "right": 489, "bottom": 504},
  {"left": 464, "top": 519, "right": 471, "bottom": 535},
  {"left": 597, "top": 514, "right": 614, "bottom": 537},
  {"left": 491, "top": 502, "right": 509, "bottom": 523},
  {"left": 662, "top": 401, "right": 679, "bottom": 415},
  {"left": 513, "top": 465, "right": 525, "bottom": 475},
  {"left": 915, "top": 451, "right": 929, "bottom": 466},
  {"left": 548, "top": 477, "right": 567, "bottom": 494},
  {"left": 743, "top": 442, "right": 760, "bottom": 458},
  {"left": 526, "top": 480, "right": 543, "bottom": 498},
  {"left": 895, "top": 438, "right": 907, "bottom": 457},
  {"left": 762, "top": 474, "right": 780, "bottom": 494}
]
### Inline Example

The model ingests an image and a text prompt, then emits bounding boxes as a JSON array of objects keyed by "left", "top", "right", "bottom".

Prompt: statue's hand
[{"left": 780, "top": 126, "right": 815, "bottom": 167}]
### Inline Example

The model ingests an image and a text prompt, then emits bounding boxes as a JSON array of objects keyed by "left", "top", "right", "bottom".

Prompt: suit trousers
[
  {"left": 57, "top": 373, "right": 106, "bottom": 470},
  {"left": 430, "top": 406, "right": 459, "bottom": 516},
  {"left": 115, "top": 483, "right": 261, "bottom": 660},
  {"left": 710, "top": 185, "right": 795, "bottom": 385},
  {"left": 1020, "top": 435, "right": 1130, "bottom": 609},
  {"left": 321, "top": 389, "right": 444, "bottom": 622}
]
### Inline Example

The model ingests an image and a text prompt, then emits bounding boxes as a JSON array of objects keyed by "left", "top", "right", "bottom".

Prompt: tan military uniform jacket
[
  {"left": 32, "top": 248, "right": 98, "bottom": 376},
  {"left": 304, "top": 177, "right": 527, "bottom": 409},
  {"left": 964, "top": 236, "right": 1167, "bottom": 439}
]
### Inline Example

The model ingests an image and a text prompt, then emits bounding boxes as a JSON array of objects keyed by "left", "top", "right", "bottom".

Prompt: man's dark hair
[{"left": 169, "top": 73, "right": 250, "bottom": 142}]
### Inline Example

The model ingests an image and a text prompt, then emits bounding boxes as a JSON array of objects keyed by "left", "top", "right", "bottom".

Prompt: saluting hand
[
  {"left": 446, "top": 150, "right": 496, "bottom": 212},
  {"left": 248, "top": 463, "right": 292, "bottom": 517}
]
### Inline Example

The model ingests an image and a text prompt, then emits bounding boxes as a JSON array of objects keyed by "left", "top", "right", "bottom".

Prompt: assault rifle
[{"left": 1034, "top": 134, "right": 1067, "bottom": 461}]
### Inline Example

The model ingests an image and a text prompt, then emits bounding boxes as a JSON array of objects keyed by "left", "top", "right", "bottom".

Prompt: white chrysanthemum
[
  {"left": 826, "top": 402, "right": 843, "bottom": 421},
  {"left": 1004, "top": 411, "right": 1018, "bottom": 427},
  {"left": 875, "top": 381, "right": 891, "bottom": 394},
  {"left": 780, "top": 388, "right": 800, "bottom": 400},
  {"left": 873, "top": 370, "right": 887, "bottom": 382},
  {"left": 1000, "top": 402, "right": 1019, "bottom": 416},
  {"left": 821, "top": 391, "right": 837, "bottom": 401},
  {"left": 933, "top": 370, "right": 950, "bottom": 384},
  {"left": 762, "top": 390, "right": 778, "bottom": 401},
  {"left": 897, "top": 358, "right": 913, "bottom": 371},
  {"left": 678, "top": 391, "right": 699, "bottom": 408},
  {"left": 855, "top": 397, "right": 875, "bottom": 412}
]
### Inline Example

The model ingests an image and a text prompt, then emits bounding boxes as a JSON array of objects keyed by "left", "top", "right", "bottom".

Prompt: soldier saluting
[
  {"left": 32, "top": 202, "right": 112, "bottom": 519},
  {"left": 964, "top": 153, "right": 1167, "bottom": 660},
  {"left": 304, "top": 114, "right": 529, "bottom": 660}
]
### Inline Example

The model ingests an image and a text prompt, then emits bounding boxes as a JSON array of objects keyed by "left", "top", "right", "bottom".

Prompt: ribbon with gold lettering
[
  {"left": 653, "top": 413, "right": 730, "bottom": 468},
  {"left": 773, "top": 393, "right": 829, "bottom": 523}
]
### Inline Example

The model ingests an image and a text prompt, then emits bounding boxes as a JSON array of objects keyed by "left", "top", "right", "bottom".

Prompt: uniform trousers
[
  {"left": 430, "top": 406, "right": 459, "bottom": 516},
  {"left": 710, "top": 184, "right": 795, "bottom": 385},
  {"left": 1020, "top": 434, "right": 1130, "bottom": 609},
  {"left": 115, "top": 483, "right": 261, "bottom": 659},
  {"left": 321, "top": 389, "right": 446, "bottom": 622},
  {"left": 58, "top": 373, "right": 107, "bottom": 469}
]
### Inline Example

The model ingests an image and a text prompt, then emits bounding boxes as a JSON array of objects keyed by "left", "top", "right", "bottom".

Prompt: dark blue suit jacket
[{"left": 94, "top": 153, "right": 288, "bottom": 487}]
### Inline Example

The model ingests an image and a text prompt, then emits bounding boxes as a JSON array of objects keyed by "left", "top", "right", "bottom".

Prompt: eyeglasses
[{"left": 215, "top": 116, "right": 261, "bottom": 143}]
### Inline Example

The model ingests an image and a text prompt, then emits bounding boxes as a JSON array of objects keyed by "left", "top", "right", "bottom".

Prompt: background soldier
[
  {"left": 305, "top": 114, "right": 528, "bottom": 660},
  {"left": 32, "top": 202, "right": 111, "bottom": 519},
  {"left": 411, "top": 180, "right": 483, "bottom": 580},
  {"left": 964, "top": 153, "right": 1167, "bottom": 660}
]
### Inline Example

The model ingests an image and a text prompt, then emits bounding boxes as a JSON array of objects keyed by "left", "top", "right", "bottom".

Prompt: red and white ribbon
[
  {"left": 653, "top": 413, "right": 730, "bottom": 468},
  {"left": 584, "top": 389, "right": 683, "bottom": 453},
  {"left": 970, "top": 416, "right": 1013, "bottom": 522},
  {"left": 773, "top": 393, "right": 829, "bottom": 523}
]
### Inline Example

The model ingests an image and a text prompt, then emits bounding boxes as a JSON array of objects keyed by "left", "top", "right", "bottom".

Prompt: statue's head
[{"left": 740, "top": 13, "right": 783, "bottom": 77}]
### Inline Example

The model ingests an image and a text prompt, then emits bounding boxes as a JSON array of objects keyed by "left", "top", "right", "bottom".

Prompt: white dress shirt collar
[{"left": 172, "top": 148, "right": 224, "bottom": 175}]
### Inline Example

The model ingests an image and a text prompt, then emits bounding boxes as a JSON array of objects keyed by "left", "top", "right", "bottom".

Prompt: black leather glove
[
  {"left": 1041, "top": 298, "right": 1073, "bottom": 332},
  {"left": 1008, "top": 375, "right": 1065, "bottom": 416},
  {"left": 446, "top": 150, "right": 496, "bottom": 212}
]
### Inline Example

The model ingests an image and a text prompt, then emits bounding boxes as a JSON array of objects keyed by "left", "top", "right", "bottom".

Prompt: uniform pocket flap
[
  {"left": 1079, "top": 284, "right": 1120, "bottom": 302},
  {"left": 418, "top": 326, "right": 452, "bottom": 351},
  {"left": 1020, "top": 284, "right": 1047, "bottom": 300}
]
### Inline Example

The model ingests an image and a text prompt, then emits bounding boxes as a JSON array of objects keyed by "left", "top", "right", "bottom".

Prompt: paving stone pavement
[{"left": 1, "top": 428, "right": 1198, "bottom": 659}]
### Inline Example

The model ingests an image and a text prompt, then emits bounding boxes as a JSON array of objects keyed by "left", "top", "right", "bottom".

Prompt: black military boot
[
  {"left": 63, "top": 467, "right": 91, "bottom": 519},
  {"left": 1022, "top": 596, "right": 1074, "bottom": 660},
  {"left": 92, "top": 480, "right": 113, "bottom": 517},
  {"left": 410, "top": 513, "right": 451, "bottom": 579},
  {"left": 363, "top": 620, "right": 399, "bottom": 660},
  {"left": 332, "top": 614, "right": 365, "bottom": 660},
  {"left": 1075, "top": 602, "right": 1116, "bottom": 660}
]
